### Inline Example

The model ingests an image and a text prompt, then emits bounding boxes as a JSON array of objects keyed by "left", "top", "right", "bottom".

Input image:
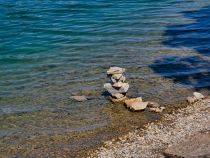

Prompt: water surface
[{"left": 0, "top": 0, "right": 210, "bottom": 157}]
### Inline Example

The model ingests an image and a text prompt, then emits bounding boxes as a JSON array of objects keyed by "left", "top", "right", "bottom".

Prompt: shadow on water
[{"left": 150, "top": 5, "right": 210, "bottom": 91}]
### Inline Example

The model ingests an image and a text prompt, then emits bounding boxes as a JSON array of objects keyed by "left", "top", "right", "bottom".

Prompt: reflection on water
[{"left": 0, "top": 0, "right": 210, "bottom": 157}]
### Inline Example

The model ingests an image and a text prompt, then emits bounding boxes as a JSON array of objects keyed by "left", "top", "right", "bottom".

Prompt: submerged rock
[
  {"left": 70, "top": 95, "right": 87, "bottom": 102},
  {"left": 107, "top": 67, "right": 125, "bottom": 75}
]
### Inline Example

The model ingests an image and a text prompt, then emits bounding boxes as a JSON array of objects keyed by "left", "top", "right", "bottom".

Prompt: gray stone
[
  {"left": 70, "top": 95, "right": 87, "bottom": 102},
  {"left": 119, "top": 83, "right": 129, "bottom": 93},
  {"left": 164, "top": 131, "right": 210, "bottom": 158},
  {"left": 113, "top": 82, "right": 124, "bottom": 88},
  {"left": 193, "top": 92, "right": 204, "bottom": 100},
  {"left": 107, "top": 67, "right": 125, "bottom": 75},
  {"left": 147, "top": 102, "right": 160, "bottom": 108},
  {"left": 104, "top": 83, "right": 129, "bottom": 94}
]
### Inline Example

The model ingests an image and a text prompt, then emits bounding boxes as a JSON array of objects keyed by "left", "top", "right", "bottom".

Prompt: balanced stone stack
[{"left": 104, "top": 67, "right": 129, "bottom": 102}]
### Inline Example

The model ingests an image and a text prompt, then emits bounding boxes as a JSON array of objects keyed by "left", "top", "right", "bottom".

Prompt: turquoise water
[{"left": 0, "top": 0, "right": 210, "bottom": 157}]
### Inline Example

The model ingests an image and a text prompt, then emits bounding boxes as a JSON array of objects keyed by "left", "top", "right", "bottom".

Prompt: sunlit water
[{"left": 0, "top": 0, "right": 210, "bottom": 157}]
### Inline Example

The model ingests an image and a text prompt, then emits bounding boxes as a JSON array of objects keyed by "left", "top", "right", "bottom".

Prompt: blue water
[{"left": 0, "top": 0, "right": 210, "bottom": 156}]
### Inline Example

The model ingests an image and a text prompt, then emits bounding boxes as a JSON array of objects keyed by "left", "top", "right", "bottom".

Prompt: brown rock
[
  {"left": 125, "top": 97, "right": 143, "bottom": 108},
  {"left": 164, "top": 131, "right": 210, "bottom": 158},
  {"left": 129, "top": 102, "right": 148, "bottom": 111}
]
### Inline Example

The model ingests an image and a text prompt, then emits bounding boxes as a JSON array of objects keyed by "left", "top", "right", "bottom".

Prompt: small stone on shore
[
  {"left": 193, "top": 92, "right": 204, "bottom": 100},
  {"left": 70, "top": 95, "right": 87, "bottom": 102}
]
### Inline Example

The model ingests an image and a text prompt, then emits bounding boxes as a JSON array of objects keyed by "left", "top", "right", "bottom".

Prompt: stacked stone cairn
[
  {"left": 104, "top": 67, "right": 129, "bottom": 102},
  {"left": 104, "top": 67, "right": 166, "bottom": 112}
]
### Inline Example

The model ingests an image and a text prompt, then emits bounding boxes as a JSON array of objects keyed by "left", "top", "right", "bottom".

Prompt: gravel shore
[{"left": 89, "top": 97, "right": 210, "bottom": 158}]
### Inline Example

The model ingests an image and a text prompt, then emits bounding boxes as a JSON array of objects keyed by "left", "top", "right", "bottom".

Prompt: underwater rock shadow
[{"left": 150, "top": 5, "right": 210, "bottom": 90}]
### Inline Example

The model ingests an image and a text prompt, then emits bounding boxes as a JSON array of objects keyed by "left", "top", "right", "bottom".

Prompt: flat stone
[
  {"left": 104, "top": 83, "right": 129, "bottom": 94},
  {"left": 70, "top": 96, "right": 87, "bottom": 102},
  {"left": 113, "top": 82, "right": 124, "bottom": 88},
  {"left": 147, "top": 102, "right": 160, "bottom": 108},
  {"left": 193, "top": 92, "right": 204, "bottom": 100},
  {"left": 125, "top": 97, "right": 143, "bottom": 108},
  {"left": 109, "top": 96, "right": 127, "bottom": 104},
  {"left": 107, "top": 67, "right": 125, "bottom": 75},
  {"left": 164, "top": 131, "right": 210, "bottom": 158},
  {"left": 148, "top": 107, "right": 164, "bottom": 113},
  {"left": 111, "top": 93, "right": 125, "bottom": 99},
  {"left": 112, "top": 74, "right": 123, "bottom": 80},
  {"left": 129, "top": 102, "right": 148, "bottom": 111}
]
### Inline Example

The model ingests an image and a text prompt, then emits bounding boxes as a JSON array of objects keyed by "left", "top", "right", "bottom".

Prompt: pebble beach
[{"left": 89, "top": 97, "right": 210, "bottom": 158}]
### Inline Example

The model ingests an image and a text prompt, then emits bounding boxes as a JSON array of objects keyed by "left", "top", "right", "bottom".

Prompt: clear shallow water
[{"left": 0, "top": 0, "right": 210, "bottom": 157}]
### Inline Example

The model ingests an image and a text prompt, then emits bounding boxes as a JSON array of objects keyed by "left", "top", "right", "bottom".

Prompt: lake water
[{"left": 0, "top": 0, "right": 210, "bottom": 157}]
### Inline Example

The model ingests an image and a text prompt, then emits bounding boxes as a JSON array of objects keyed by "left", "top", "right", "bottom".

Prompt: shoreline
[{"left": 88, "top": 97, "right": 210, "bottom": 158}]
